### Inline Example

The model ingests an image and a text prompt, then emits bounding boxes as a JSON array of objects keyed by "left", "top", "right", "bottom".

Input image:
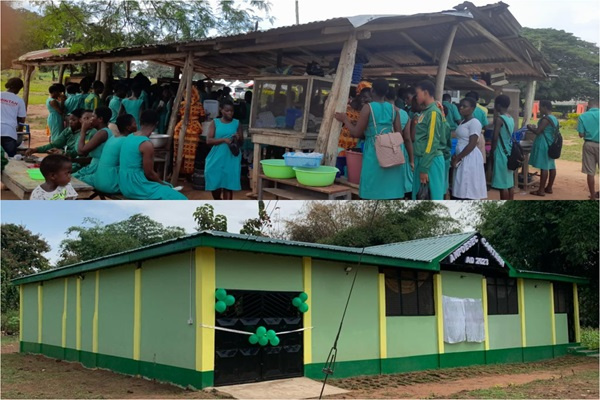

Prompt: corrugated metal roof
[{"left": 364, "top": 232, "right": 476, "bottom": 262}]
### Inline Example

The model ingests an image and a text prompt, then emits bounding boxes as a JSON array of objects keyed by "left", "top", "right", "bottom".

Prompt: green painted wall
[
  {"left": 441, "top": 271, "right": 484, "bottom": 353},
  {"left": 216, "top": 250, "right": 302, "bottom": 291},
  {"left": 65, "top": 277, "right": 77, "bottom": 350},
  {"left": 140, "top": 253, "right": 196, "bottom": 370},
  {"left": 97, "top": 265, "right": 135, "bottom": 358},
  {"left": 21, "top": 284, "right": 39, "bottom": 343},
  {"left": 524, "top": 280, "right": 553, "bottom": 347},
  {"left": 386, "top": 317, "right": 437, "bottom": 357},
  {"left": 41, "top": 279, "right": 64, "bottom": 347},
  {"left": 555, "top": 313, "right": 568, "bottom": 344},
  {"left": 311, "top": 261, "right": 379, "bottom": 363},
  {"left": 80, "top": 271, "right": 96, "bottom": 352},
  {"left": 488, "top": 315, "right": 521, "bottom": 349}
]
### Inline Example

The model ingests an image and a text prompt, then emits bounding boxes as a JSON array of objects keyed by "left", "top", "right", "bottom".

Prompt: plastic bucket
[{"left": 345, "top": 150, "right": 363, "bottom": 185}]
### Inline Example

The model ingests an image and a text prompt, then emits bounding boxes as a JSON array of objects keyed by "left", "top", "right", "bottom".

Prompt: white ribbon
[{"left": 200, "top": 324, "right": 313, "bottom": 336}]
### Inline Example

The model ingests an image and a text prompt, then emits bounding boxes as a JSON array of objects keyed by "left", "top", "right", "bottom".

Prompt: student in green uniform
[
  {"left": 73, "top": 107, "right": 113, "bottom": 186},
  {"left": 119, "top": 110, "right": 187, "bottom": 200},
  {"left": 442, "top": 93, "right": 461, "bottom": 132},
  {"left": 489, "top": 95, "right": 515, "bottom": 200},
  {"left": 108, "top": 83, "right": 127, "bottom": 136},
  {"left": 64, "top": 84, "right": 82, "bottom": 115},
  {"left": 26, "top": 109, "right": 84, "bottom": 159},
  {"left": 439, "top": 105, "right": 452, "bottom": 198},
  {"left": 335, "top": 79, "right": 407, "bottom": 200},
  {"left": 93, "top": 114, "right": 137, "bottom": 194},
  {"left": 84, "top": 81, "right": 104, "bottom": 111},
  {"left": 153, "top": 86, "right": 173, "bottom": 135},
  {"left": 78, "top": 78, "right": 92, "bottom": 110},
  {"left": 527, "top": 100, "right": 558, "bottom": 196},
  {"left": 465, "top": 91, "right": 488, "bottom": 128},
  {"left": 46, "top": 84, "right": 64, "bottom": 142},
  {"left": 120, "top": 83, "right": 146, "bottom": 130},
  {"left": 386, "top": 88, "right": 414, "bottom": 198},
  {"left": 577, "top": 98, "right": 599, "bottom": 199},
  {"left": 412, "top": 80, "right": 446, "bottom": 200}
]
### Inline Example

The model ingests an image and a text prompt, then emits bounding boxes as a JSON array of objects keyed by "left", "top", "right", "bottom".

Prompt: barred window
[
  {"left": 554, "top": 284, "right": 570, "bottom": 314},
  {"left": 383, "top": 269, "right": 434, "bottom": 316},
  {"left": 487, "top": 277, "right": 518, "bottom": 315}
]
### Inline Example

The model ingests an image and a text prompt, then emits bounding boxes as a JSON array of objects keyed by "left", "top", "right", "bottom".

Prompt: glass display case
[{"left": 250, "top": 76, "right": 334, "bottom": 137}]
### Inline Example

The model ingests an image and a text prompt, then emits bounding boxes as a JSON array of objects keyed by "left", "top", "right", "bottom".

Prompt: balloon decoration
[
  {"left": 248, "top": 326, "right": 281, "bottom": 346},
  {"left": 292, "top": 292, "right": 309, "bottom": 313},
  {"left": 214, "top": 289, "right": 235, "bottom": 313}
]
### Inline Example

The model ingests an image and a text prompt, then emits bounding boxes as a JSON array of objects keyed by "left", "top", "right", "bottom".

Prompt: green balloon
[
  {"left": 269, "top": 336, "right": 280, "bottom": 346},
  {"left": 258, "top": 336, "right": 269, "bottom": 346},
  {"left": 256, "top": 326, "right": 267, "bottom": 336},
  {"left": 298, "top": 292, "right": 308, "bottom": 302},
  {"left": 225, "top": 295, "right": 235, "bottom": 306},
  {"left": 248, "top": 334, "right": 259, "bottom": 345},
  {"left": 292, "top": 297, "right": 302, "bottom": 307},
  {"left": 215, "top": 300, "right": 227, "bottom": 313},
  {"left": 266, "top": 329, "right": 277, "bottom": 340},
  {"left": 299, "top": 302, "right": 309, "bottom": 313},
  {"left": 215, "top": 288, "right": 227, "bottom": 301}
]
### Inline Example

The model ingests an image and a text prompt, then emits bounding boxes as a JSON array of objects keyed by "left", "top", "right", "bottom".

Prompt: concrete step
[
  {"left": 586, "top": 353, "right": 599, "bottom": 358},
  {"left": 567, "top": 346, "right": 587, "bottom": 352},
  {"left": 575, "top": 349, "right": 599, "bottom": 355}
]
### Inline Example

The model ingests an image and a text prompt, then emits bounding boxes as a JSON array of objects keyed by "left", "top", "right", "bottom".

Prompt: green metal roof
[
  {"left": 364, "top": 232, "right": 476, "bottom": 262},
  {"left": 11, "top": 230, "right": 588, "bottom": 286}
]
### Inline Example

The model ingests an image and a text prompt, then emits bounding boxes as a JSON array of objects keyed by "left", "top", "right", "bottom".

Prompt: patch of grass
[
  {"left": 582, "top": 327, "right": 600, "bottom": 350},
  {"left": 1, "top": 335, "right": 18, "bottom": 344},
  {"left": 1, "top": 69, "right": 57, "bottom": 106}
]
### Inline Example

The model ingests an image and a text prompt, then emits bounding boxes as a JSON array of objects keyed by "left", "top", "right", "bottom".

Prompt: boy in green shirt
[
  {"left": 26, "top": 110, "right": 83, "bottom": 159},
  {"left": 577, "top": 99, "right": 599, "bottom": 199},
  {"left": 412, "top": 80, "right": 447, "bottom": 200},
  {"left": 84, "top": 80, "right": 105, "bottom": 111}
]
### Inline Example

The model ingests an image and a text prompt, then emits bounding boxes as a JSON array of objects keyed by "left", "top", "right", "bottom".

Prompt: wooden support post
[
  {"left": 100, "top": 62, "right": 109, "bottom": 85},
  {"left": 95, "top": 62, "right": 101, "bottom": 81},
  {"left": 522, "top": 80, "right": 537, "bottom": 127},
  {"left": 126, "top": 61, "right": 132, "bottom": 79},
  {"left": 170, "top": 53, "right": 195, "bottom": 185},
  {"left": 435, "top": 24, "right": 459, "bottom": 101},
  {"left": 315, "top": 33, "right": 358, "bottom": 166},
  {"left": 58, "top": 65, "right": 66, "bottom": 84},
  {"left": 22, "top": 66, "right": 34, "bottom": 110}
]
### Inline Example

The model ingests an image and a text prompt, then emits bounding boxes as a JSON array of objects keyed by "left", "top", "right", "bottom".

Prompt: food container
[
  {"left": 27, "top": 168, "right": 45, "bottom": 181},
  {"left": 260, "top": 159, "right": 296, "bottom": 179},
  {"left": 149, "top": 134, "right": 169, "bottom": 148},
  {"left": 293, "top": 166, "right": 339, "bottom": 187},
  {"left": 283, "top": 152, "right": 323, "bottom": 168}
]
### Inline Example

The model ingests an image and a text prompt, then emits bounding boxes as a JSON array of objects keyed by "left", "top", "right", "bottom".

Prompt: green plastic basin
[
  {"left": 260, "top": 159, "right": 296, "bottom": 179},
  {"left": 293, "top": 166, "right": 339, "bottom": 187},
  {"left": 27, "top": 168, "right": 45, "bottom": 181}
]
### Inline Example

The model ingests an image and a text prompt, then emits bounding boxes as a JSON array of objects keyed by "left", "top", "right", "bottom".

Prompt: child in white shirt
[{"left": 30, "top": 154, "right": 78, "bottom": 200}]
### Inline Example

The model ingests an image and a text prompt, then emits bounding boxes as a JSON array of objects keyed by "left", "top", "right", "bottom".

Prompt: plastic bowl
[
  {"left": 293, "top": 166, "right": 339, "bottom": 187},
  {"left": 260, "top": 159, "right": 296, "bottom": 179},
  {"left": 149, "top": 134, "right": 169, "bottom": 148},
  {"left": 27, "top": 168, "right": 45, "bottom": 181}
]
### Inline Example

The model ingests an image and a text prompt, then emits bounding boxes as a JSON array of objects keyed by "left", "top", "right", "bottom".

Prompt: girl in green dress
[
  {"left": 119, "top": 110, "right": 187, "bottom": 200},
  {"left": 490, "top": 95, "right": 515, "bottom": 200},
  {"left": 73, "top": 107, "right": 113, "bottom": 186},
  {"left": 385, "top": 88, "right": 414, "bottom": 198},
  {"left": 205, "top": 100, "right": 242, "bottom": 200},
  {"left": 335, "top": 79, "right": 409, "bottom": 199},
  {"left": 527, "top": 100, "right": 558, "bottom": 196},
  {"left": 120, "top": 83, "right": 146, "bottom": 130},
  {"left": 46, "top": 84, "right": 64, "bottom": 142}
]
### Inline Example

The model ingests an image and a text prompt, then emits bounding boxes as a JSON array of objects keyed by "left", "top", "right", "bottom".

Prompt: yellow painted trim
[
  {"left": 92, "top": 270, "right": 99, "bottom": 353},
  {"left": 37, "top": 284, "right": 43, "bottom": 343},
  {"left": 549, "top": 283, "right": 556, "bottom": 345},
  {"left": 425, "top": 111, "right": 437, "bottom": 153},
  {"left": 196, "top": 247, "right": 216, "bottom": 372},
  {"left": 433, "top": 273, "right": 444, "bottom": 354},
  {"left": 481, "top": 278, "right": 490, "bottom": 351},
  {"left": 133, "top": 268, "right": 142, "bottom": 360},
  {"left": 62, "top": 279, "right": 68, "bottom": 348},
  {"left": 302, "top": 257, "right": 313, "bottom": 364},
  {"left": 573, "top": 283, "right": 581, "bottom": 343},
  {"left": 76, "top": 278, "right": 81, "bottom": 350},
  {"left": 378, "top": 273, "right": 387, "bottom": 359},
  {"left": 517, "top": 278, "right": 526, "bottom": 347},
  {"left": 19, "top": 285, "right": 23, "bottom": 342}
]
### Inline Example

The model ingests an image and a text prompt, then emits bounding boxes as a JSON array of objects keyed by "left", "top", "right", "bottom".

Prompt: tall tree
[
  {"left": 1, "top": 224, "right": 51, "bottom": 311},
  {"left": 57, "top": 214, "right": 185, "bottom": 266},
  {"left": 474, "top": 201, "right": 599, "bottom": 327},
  {"left": 521, "top": 28, "right": 599, "bottom": 101},
  {"left": 1, "top": 2, "right": 46, "bottom": 69},
  {"left": 194, "top": 204, "right": 228, "bottom": 232},
  {"left": 240, "top": 200, "right": 272, "bottom": 236}
]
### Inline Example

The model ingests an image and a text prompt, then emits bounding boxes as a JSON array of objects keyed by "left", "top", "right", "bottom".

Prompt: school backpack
[
  {"left": 543, "top": 116, "right": 563, "bottom": 159},
  {"left": 498, "top": 118, "right": 524, "bottom": 171}
]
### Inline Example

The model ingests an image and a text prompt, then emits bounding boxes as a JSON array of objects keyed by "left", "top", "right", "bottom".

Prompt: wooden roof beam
[{"left": 17, "top": 51, "right": 204, "bottom": 67}]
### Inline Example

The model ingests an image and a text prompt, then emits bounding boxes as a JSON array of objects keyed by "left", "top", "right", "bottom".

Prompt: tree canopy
[
  {"left": 1, "top": 224, "right": 51, "bottom": 311},
  {"left": 194, "top": 204, "right": 228, "bottom": 232},
  {"left": 522, "top": 28, "right": 599, "bottom": 101},
  {"left": 57, "top": 214, "right": 186, "bottom": 267}
]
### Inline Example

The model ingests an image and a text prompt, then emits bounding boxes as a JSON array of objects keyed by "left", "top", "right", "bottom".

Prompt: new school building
[{"left": 13, "top": 231, "right": 586, "bottom": 389}]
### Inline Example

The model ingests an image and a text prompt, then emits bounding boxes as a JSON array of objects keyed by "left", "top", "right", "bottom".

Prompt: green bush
[
  {"left": 562, "top": 119, "right": 578, "bottom": 129},
  {"left": 552, "top": 111, "right": 565, "bottom": 119},
  {"left": 567, "top": 113, "right": 581, "bottom": 120},
  {"left": 1, "top": 310, "right": 19, "bottom": 336},
  {"left": 581, "top": 327, "right": 599, "bottom": 350}
]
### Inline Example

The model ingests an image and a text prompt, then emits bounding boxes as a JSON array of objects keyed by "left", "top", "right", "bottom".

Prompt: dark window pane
[
  {"left": 497, "top": 284, "right": 508, "bottom": 314},
  {"left": 487, "top": 282, "right": 498, "bottom": 315},
  {"left": 385, "top": 275, "right": 401, "bottom": 316},
  {"left": 401, "top": 288, "right": 418, "bottom": 315},
  {"left": 417, "top": 271, "right": 431, "bottom": 281},
  {"left": 418, "top": 279, "right": 434, "bottom": 315},
  {"left": 400, "top": 270, "right": 416, "bottom": 280},
  {"left": 507, "top": 284, "right": 518, "bottom": 314}
]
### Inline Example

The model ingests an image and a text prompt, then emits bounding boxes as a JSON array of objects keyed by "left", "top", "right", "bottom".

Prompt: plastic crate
[{"left": 283, "top": 153, "right": 323, "bottom": 168}]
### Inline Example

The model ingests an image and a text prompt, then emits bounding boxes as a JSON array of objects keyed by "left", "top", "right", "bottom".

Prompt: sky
[
  {"left": 261, "top": 0, "right": 600, "bottom": 44},
  {"left": 0, "top": 200, "right": 468, "bottom": 265}
]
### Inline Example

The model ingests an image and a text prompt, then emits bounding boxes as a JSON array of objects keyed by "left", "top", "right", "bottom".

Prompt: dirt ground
[{"left": 2, "top": 104, "right": 597, "bottom": 201}]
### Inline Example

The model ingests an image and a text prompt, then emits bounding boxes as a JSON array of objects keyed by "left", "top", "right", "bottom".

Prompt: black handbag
[
  {"left": 543, "top": 117, "right": 563, "bottom": 159},
  {"left": 498, "top": 118, "right": 524, "bottom": 171},
  {"left": 416, "top": 183, "right": 431, "bottom": 200},
  {"left": 228, "top": 139, "right": 240, "bottom": 157}
]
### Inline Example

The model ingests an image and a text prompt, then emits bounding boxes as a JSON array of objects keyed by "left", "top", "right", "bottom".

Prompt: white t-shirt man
[{"left": 1, "top": 91, "right": 27, "bottom": 140}]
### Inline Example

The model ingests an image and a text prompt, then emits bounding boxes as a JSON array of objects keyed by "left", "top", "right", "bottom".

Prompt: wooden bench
[{"left": 258, "top": 174, "right": 352, "bottom": 201}]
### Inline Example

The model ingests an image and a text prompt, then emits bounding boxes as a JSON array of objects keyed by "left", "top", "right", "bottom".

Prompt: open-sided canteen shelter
[{"left": 13, "top": 231, "right": 586, "bottom": 388}]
